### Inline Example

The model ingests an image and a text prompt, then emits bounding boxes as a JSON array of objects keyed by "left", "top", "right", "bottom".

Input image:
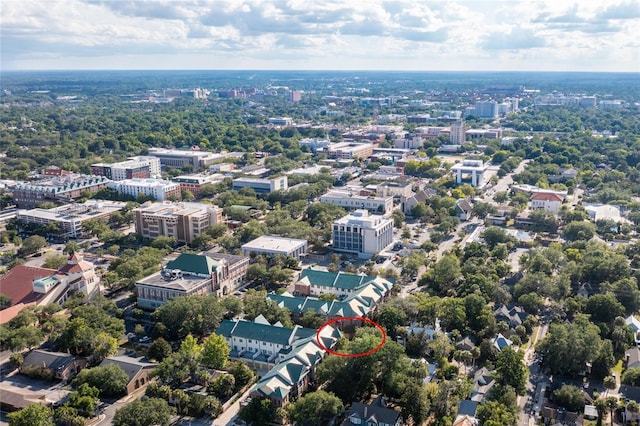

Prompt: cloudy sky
[{"left": 2, "top": 0, "right": 639, "bottom": 71}]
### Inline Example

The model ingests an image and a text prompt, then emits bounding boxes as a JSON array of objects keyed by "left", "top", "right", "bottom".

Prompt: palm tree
[
  {"left": 595, "top": 397, "right": 608, "bottom": 426},
  {"left": 605, "top": 396, "right": 618, "bottom": 426}
]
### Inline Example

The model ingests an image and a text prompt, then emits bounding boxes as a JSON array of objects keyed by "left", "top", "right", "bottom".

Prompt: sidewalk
[{"left": 212, "top": 386, "right": 254, "bottom": 426}]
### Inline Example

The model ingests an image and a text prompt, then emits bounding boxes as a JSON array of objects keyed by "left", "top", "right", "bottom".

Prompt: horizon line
[{"left": 1, "top": 68, "right": 639, "bottom": 74}]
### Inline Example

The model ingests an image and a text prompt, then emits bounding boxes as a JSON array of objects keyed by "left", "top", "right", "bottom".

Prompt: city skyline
[{"left": 1, "top": 0, "right": 639, "bottom": 72}]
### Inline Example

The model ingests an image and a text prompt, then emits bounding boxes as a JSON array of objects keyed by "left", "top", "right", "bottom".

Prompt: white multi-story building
[
  {"left": 108, "top": 178, "right": 181, "bottom": 201},
  {"left": 298, "top": 138, "right": 331, "bottom": 153},
  {"left": 474, "top": 101, "right": 499, "bottom": 119},
  {"left": 326, "top": 142, "right": 374, "bottom": 160},
  {"left": 320, "top": 190, "right": 393, "bottom": 215},
  {"left": 530, "top": 192, "right": 564, "bottom": 214},
  {"left": 133, "top": 202, "right": 223, "bottom": 245},
  {"left": 332, "top": 210, "right": 393, "bottom": 259},
  {"left": 241, "top": 235, "right": 308, "bottom": 260},
  {"left": 17, "top": 200, "right": 127, "bottom": 239},
  {"left": 232, "top": 176, "right": 288, "bottom": 194},
  {"left": 450, "top": 121, "right": 466, "bottom": 145}
]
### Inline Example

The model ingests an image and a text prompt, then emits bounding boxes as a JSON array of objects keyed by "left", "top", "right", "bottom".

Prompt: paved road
[
  {"left": 485, "top": 159, "right": 530, "bottom": 203},
  {"left": 518, "top": 319, "right": 550, "bottom": 426}
]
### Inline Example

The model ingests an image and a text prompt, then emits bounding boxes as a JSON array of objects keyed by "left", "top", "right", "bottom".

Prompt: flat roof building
[
  {"left": 133, "top": 201, "right": 223, "bottom": 245},
  {"left": 232, "top": 176, "right": 288, "bottom": 194},
  {"left": 241, "top": 235, "right": 308, "bottom": 260},
  {"left": 147, "top": 148, "right": 225, "bottom": 168},
  {"left": 332, "top": 210, "right": 393, "bottom": 259},
  {"left": 451, "top": 160, "right": 490, "bottom": 187},
  {"left": 320, "top": 190, "right": 393, "bottom": 215},
  {"left": 91, "top": 156, "right": 161, "bottom": 181},
  {"left": 327, "top": 142, "right": 374, "bottom": 160},
  {"left": 108, "top": 178, "right": 181, "bottom": 201},
  {"left": 172, "top": 174, "right": 226, "bottom": 196},
  {"left": 17, "top": 200, "right": 127, "bottom": 239}
]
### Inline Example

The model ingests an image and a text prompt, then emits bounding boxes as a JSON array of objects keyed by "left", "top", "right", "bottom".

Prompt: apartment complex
[
  {"left": 132, "top": 202, "right": 223, "bottom": 245},
  {"left": 216, "top": 316, "right": 341, "bottom": 406},
  {"left": 241, "top": 235, "right": 308, "bottom": 260},
  {"left": 450, "top": 121, "right": 466, "bottom": 144},
  {"left": 147, "top": 148, "right": 225, "bottom": 168},
  {"left": 136, "top": 252, "right": 249, "bottom": 309},
  {"left": 17, "top": 200, "right": 127, "bottom": 238},
  {"left": 108, "top": 178, "right": 181, "bottom": 201},
  {"left": 320, "top": 190, "right": 393, "bottom": 215},
  {"left": 326, "top": 142, "right": 374, "bottom": 160},
  {"left": 91, "top": 156, "right": 161, "bottom": 181},
  {"left": 11, "top": 175, "right": 111, "bottom": 209},
  {"left": 332, "top": 210, "right": 393, "bottom": 258},
  {"left": 294, "top": 269, "right": 394, "bottom": 298},
  {"left": 232, "top": 176, "right": 288, "bottom": 194}
]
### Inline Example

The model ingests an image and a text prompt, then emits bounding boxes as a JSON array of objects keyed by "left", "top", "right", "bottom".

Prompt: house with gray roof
[
  {"left": 20, "top": 349, "right": 86, "bottom": 382},
  {"left": 341, "top": 396, "right": 403, "bottom": 426},
  {"left": 99, "top": 355, "right": 157, "bottom": 395}
]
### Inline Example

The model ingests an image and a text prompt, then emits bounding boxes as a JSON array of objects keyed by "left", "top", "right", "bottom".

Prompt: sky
[{"left": 1, "top": 0, "right": 639, "bottom": 72}]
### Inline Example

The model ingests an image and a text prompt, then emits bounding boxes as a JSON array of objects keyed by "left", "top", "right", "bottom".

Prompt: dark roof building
[
  {"left": 341, "top": 396, "right": 403, "bottom": 426},
  {"left": 20, "top": 349, "right": 86, "bottom": 381},
  {"left": 99, "top": 356, "right": 157, "bottom": 395}
]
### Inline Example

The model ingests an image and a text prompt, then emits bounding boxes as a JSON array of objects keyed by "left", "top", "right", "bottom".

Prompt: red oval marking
[{"left": 315, "top": 316, "right": 386, "bottom": 358}]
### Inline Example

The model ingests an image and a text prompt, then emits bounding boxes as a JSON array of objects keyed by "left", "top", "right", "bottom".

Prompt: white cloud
[{"left": 0, "top": 0, "right": 637, "bottom": 71}]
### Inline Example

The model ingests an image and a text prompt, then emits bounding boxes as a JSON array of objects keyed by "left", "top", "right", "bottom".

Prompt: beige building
[
  {"left": 133, "top": 201, "right": 223, "bottom": 245},
  {"left": 327, "top": 142, "right": 374, "bottom": 160}
]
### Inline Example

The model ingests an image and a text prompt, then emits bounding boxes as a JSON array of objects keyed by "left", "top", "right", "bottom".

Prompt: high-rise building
[
  {"left": 450, "top": 121, "right": 466, "bottom": 145},
  {"left": 332, "top": 210, "right": 393, "bottom": 259},
  {"left": 474, "top": 101, "right": 499, "bottom": 119},
  {"left": 289, "top": 90, "right": 302, "bottom": 102}
]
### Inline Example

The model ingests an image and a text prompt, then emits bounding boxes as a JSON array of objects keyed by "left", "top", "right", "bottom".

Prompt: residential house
[
  {"left": 20, "top": 350, "right": 87, "bottom": 381},
  {"left": 99, "top": 356, "right": 157, "bottom": 395},
  {"left": 626, "top": 315, "right": 640, "bottom": 344},
  {"left": 492, "top": 333, "right": 513, "bottom": 351},
  {"left": 402, "top": 189, "right": 437, "bottom": 215},
  {"left": 456, "top": 199, "right": 473, "bottom": 221},
  {"left": 626, "top": 347, "right": 640, "bottom": 369},
  {"left": 341, "top": 396, "right": 403, "bottom": 426},
  {"left": 456, "top": 336, "right": 477, "bottom": 352},
  {"left": 494, "top": 305, "right": 528, "bottom": 329},
  {"left": 530, "top": 192, "right": 564, "bottom": 214},
  {"left": 453, "top": 400, "right": 478, "bottom": 426},
  {"left": 470, "top": 367, "right": 495, "bottom": 403}
]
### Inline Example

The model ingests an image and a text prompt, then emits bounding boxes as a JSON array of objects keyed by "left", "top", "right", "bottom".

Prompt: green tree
[
  {"left": 42, "top": 253, "right": 68, "bottom": 269},
  {"left": 201, "top": 333, "right": 230, "bottom": 369},
  {"left": 554, "top": 385, "right": 585, "bottom": 412},
  {"left": 18, "top": 235, "right": 47, "bottom": 257},
  {"left": 8, "top": 404, "right": 54, "bottom": 426},
  {"left": 495, "top": 347, "right": 528, "bottom": 395},
  {"left": 286, "top": 390, "right": 343, "bottom": 425},
  {"left": 63, "top": 241, "right": 81, "bottom": 255},
  {"left": 148, "top": 337, "right": 172, "bottom": 362},
  {"left": 112, "top": 397, "right": 175, "bottom": 426},
  {"left": 228, "top": 360, "right": 255, "bottom": 391},
  {"left": 72, "top": 363, "right": 129, "bottom": 396},
  {"left": 238, "top": 398, "right": 274, "bottom": 426},
  {"left": 586, "top": 293, "right": 625, "bottom": 324},
  {"left": 563, "top": 221, "right": 596, "bottom": 241}
]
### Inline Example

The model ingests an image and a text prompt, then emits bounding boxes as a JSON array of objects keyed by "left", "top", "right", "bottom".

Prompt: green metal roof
[
  {"left": 165, "top": 253, "right": 219, "bottom": 275},
  {"left": 299, "top": 269, "right": 377, "bottom": 290},
  {"left": 215, "top": 319, "right": 315, "bottom": 347}
]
